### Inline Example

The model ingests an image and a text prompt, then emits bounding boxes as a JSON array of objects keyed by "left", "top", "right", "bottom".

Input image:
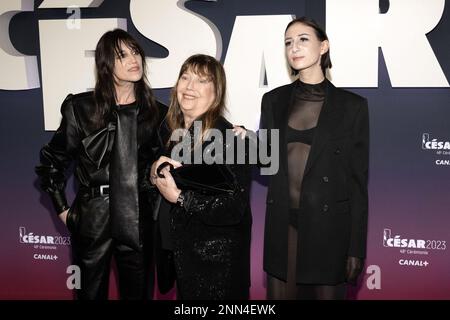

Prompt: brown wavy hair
[{"left": 166, "top": 54, "right": 226, "bottom": 146}]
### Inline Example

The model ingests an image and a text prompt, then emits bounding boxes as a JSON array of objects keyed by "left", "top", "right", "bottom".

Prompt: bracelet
[{"left": 176, "top": 192, "right": 185, "bottom": 208}]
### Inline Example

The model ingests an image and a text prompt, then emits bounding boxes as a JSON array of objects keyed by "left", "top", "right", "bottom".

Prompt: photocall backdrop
[{"left": 0, "top": 0, "right": 449, "bottom": 299}]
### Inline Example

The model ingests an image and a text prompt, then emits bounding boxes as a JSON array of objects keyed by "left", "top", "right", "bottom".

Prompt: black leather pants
[{"left": 69, "top": 195, "right": 154, "bottom": 300}]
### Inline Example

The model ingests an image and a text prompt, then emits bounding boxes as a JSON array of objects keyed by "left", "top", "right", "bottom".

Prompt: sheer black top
[{"left": 287, "top": 79, "right": 326, "bottom": 225}]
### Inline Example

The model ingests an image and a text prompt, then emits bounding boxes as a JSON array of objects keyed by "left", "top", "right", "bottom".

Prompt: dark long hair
[
  {"left": 166, "top": 54, "right": 227, "bottom": 145},
  {"left": 93, "top": 28, "right": 158, "bottom": 130},
  {"left": 285, "top": 17, "right": 332, "bottom": 75}
]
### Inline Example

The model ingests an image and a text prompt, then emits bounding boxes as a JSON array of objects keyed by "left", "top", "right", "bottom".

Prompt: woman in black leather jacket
[
  {"left": 150, "top": 54, "right": 252, "bottom": 300},
  {"left": 35, "top": 29, "right": 166, "bottom": 300}
]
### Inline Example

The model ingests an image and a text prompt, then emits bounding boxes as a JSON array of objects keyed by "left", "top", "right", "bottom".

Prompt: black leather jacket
[{"left": 36, "top": 91, "right": 167, "bottom": 215}]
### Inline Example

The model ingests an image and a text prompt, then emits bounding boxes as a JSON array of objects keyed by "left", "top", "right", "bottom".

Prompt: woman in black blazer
[{"left": 261, "top": 17, "right": 369, "bottom": 299}]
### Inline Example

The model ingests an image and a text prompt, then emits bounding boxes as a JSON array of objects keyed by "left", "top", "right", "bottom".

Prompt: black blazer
[{"left": 261, "top": 79, "right": 369, "bottom": 285}]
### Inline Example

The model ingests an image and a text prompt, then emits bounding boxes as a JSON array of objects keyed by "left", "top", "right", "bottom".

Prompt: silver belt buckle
[{"left": 99, "top": 185, "right": 109, "bottom": 196}]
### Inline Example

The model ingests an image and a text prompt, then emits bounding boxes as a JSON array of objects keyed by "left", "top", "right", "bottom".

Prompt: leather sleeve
[
  {"left": 140, "top": 103, "right": 168, "bottom": 193},
  {"left": 35, "top": 94, "right": 81, "bottom": 215}
]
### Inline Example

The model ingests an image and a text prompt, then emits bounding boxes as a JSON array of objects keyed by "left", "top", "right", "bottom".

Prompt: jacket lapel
[
  {"left": 273, "top": 82, "right": 296, "bottom": 175},
  {"left": 303, "top": 79, "right": 343, "bottom": 176}
]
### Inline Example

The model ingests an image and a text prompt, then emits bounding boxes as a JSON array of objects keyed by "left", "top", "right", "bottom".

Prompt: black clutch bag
[{"left": 157, "top": 162, "right": 235, "bottom": 195}]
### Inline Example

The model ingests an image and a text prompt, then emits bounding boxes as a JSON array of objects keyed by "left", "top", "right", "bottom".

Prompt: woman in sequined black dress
[
  {"left": 150, "top": 54, "right": 252, "bottom": 300},
  {"left": 260, "top": 17, "right": 370, "bottom": 299}
]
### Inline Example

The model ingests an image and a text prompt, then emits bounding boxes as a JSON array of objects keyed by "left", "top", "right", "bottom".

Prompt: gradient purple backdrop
[{"left": 0, "top": 0, "right": 449, "bottom": 299}]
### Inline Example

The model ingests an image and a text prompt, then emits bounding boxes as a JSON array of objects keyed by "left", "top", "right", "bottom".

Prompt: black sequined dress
[{"left": 157, "top": 116, "right": 252, "bottom": 300}]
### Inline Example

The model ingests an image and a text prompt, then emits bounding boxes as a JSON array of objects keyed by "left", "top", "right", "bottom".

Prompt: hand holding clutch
[{"left": 157, "top": 162, "right": 236, "bottom": 195}]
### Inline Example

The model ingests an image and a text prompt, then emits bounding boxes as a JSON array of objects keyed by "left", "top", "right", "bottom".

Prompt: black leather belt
[{"left": 90, "top": 185, "right": 110, "bottom": 198}]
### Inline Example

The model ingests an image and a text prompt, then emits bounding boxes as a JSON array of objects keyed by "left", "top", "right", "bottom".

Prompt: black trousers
[
  {"left": 69, "top": 196, "right": 154, "bottom": 300},
  {"left": 72, "top": 240, "right": 154, "bottom": 300}
]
